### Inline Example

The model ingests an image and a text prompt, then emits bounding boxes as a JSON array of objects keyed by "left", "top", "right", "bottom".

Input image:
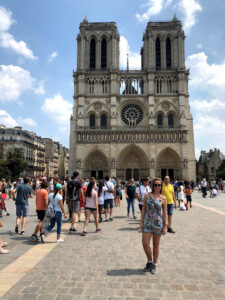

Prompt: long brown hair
[
  {"left": 98, "top": 179, "right": 104, "bottom": 197},
  {"left": 151, "top": 178, "right": 163, "bottom": 194}
]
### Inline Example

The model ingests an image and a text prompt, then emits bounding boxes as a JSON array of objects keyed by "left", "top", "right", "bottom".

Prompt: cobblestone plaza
[{"left": 1, "top": 191, "right": 225, "bottom": 299}]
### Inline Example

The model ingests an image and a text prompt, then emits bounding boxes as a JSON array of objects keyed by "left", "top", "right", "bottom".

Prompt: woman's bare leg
[
  {"left": 83, "top": 210, "right": 91, "bottom": 231},
  {"left": 152, "top": 234, "right": 161, "bottom": 264},
  {"left": 142, "top": 232, "right": 152, "bottom": 261}
]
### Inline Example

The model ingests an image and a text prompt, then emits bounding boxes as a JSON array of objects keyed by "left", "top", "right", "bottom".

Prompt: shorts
[
  {"left": 16, "top": 205, "right": 29, "bottom": 217},
  {"left": 36, "top": 210, "right": 46, "bottom": 221},
  {"left": 69, "top": 200, "right": 80, "bottom": 213},
  {"left": 85, "top": 207, "right": 97, "bottom": 212},
  {"left": 186, "top": 195, "right": 192, "bottom": 202},
  {"left": 167, "top": 204, "right": 174, "bottom": 216},
  {"left": 116, "top": 190, "right": 122, "bottom": 196},
  {"left": 104, "top": 199, "right": 113, "bottom": 209}
]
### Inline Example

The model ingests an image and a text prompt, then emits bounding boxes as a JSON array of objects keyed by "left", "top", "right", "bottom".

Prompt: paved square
[{"left": 1, "top": 191, "right": 225, "bottom": 299}]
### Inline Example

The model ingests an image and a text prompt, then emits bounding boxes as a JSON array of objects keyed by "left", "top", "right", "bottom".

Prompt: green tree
[
  {"left": 6, "top": 148, "right": 28, "bottom": 180},
  {"left": 217, "top": 160, "right": 225, "bottom": 180},
  {"left": 0, "top": 158, "right": 11, "bottom": 180}
]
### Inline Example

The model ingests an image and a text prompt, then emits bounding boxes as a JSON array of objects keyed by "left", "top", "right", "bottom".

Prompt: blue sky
[{"left": 0, "top": 0, "right": 225, "bottom": 158}]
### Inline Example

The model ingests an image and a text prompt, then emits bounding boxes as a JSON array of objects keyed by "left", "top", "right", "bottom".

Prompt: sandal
[
  {"left": 82, "top": 231, "right": 87, "bottom": 236},
  {"left": 133, "top": 216, "right": 137, "bottom": 219},
  {"left": 0, "top": 248, "right": 10, "bottom": 254},
  {"left": 96, "top": 228, "right": 102, "bottom": 232},
  {"left": 1, "top": 242, "right": 7, "bottom": 247}
]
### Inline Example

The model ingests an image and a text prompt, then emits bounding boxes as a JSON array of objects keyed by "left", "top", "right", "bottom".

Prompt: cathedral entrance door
[
  {"left": 168, "top": 169, "right": 174, "bottom": 180},
  {"left": 98, "top": 170, "right": 103, "bottom": 179},
  {"left": 126, "top": 169, "right": 132, "bottom": 181},
  {"left": 91, "top": 170, "right": 96, "bottom": 178},
  {"left": 84, "top": 150, "right": 109, "bottom": 180},
  {"left": 134, "top": 168, "right": 139, "bottom": 181}
]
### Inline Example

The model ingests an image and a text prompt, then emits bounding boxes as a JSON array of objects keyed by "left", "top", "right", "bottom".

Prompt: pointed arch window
[
  {"left": 168, "top": 113, "right": 174, "bottom": 128},
  {"left": 155, "top": 37, "right": 161, "bottom": 69},
  {"left": 166, "top": 37, "right": 171, "bottom": 69},
  {"left": 101, "top": 38, "right": 107, "bottom": 69},
  {"left": 90, "top": 38, "right": 96, "bottom": 70},
  {"left": 157, "top": 114, "right": 163, "bottom": 127},
  {"left": 90, "top": 114, "right": 95, "bottom": 128},
  {"left": 100, "top": 114, "right": 107, "bottom": 128}
]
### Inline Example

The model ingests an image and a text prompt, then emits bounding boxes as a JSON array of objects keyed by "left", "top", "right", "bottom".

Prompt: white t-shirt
[
  {"left": 178, "top": 185, "right": 184, "bottom": 200},
  {"left": 104, "top": 181, "right": 114, "bottom": 200},
  {"left": 136, "top": 185, "right": 151, "bottom": 204},
  {"left": 97, "top": 186, "right": 107, "bottom": 205},
  {"left": 48, "top": 192, "right": 62, "bottom": 212}
]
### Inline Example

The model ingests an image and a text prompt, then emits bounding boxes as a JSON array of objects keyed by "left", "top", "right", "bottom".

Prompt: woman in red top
[{"left": 78, "top": 179, "right": 87, "bottom": 222}]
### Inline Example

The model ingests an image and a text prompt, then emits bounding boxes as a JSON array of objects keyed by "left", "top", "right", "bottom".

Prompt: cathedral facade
[{"left": 69, "top": 16, "right": 196, "bottom": 181}]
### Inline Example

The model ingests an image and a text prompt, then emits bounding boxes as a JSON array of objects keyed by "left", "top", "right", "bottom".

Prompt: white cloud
[
  {"left": 186, "top": 52, "right": 225, "bottom": 98},
  {"left": 136, "top": 0, "right": 163, "bottom": 22},
  {"left": 0, "top": 64, "right": 45, "bottom": 102},
  {"left": 17, "top": 117, "right": 37, "bottom": 127},
  {"left": 178, "top": 0, "right": 202, "bottom": 32},
  {"left": 47, "top": 51, "right": 58, "bottom": 63},
  {"left": 0, "top": 110, "right": 18, "bottom": 127},
  {"left": 0, "top": 6, "right": 37, "bottom": 60},
  {"left": 120, "top": 36, "right": 141, "bottom": 70},
  {"left": 34, "top": 80, "right": 45, "bottom": 95},
  {"left": 41, "top": 93, "right": 72, "bottom": 125}
]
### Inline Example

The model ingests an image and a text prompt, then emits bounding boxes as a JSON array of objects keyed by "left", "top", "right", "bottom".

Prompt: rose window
[{"left": 121, "top": 104, "right": 143, "bottom": 126}]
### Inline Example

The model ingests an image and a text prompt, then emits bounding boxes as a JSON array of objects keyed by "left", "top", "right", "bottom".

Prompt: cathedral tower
[{"left": 69, "top": 16, "right": 196, "bottom": 181}]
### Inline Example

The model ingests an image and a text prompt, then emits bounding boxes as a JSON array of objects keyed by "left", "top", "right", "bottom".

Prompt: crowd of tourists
[{"left": 0, "top": 173, "right": 210, "bottom": 273}]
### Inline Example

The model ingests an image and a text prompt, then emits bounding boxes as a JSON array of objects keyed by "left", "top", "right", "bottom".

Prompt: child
[{"left": 185, "top": 185, "right": 192, "bottom": 208}]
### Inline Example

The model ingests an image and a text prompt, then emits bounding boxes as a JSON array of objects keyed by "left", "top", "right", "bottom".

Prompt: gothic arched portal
[
  {"left": 156, "top": 147, "right": 182, "bottom": 180},
  {"left": 116, "top": 144, "right": 150, "bottom": 180},
  {"left": 84, "top": 150, "right": 109, "bottom": 179}
]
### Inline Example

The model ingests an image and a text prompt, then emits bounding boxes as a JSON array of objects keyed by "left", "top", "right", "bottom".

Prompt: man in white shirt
[
  {"left": 135, "top": 178, "right": 151, "bottom": 212},
  {"left": 104, "top": 176, "right": 115, "bottom": 221},
  {"left": 201, "top": 178, "right": 207, "bottom": 198}
]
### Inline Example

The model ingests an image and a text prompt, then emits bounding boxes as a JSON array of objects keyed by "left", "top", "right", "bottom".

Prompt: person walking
[
  {"left": 114, "top": 179, "right": 122, "bottom": 207},
  {"left": 67, "top": 172, "right": 83, "bottom": 232},
  {"left": 125, "top": 179, "right": 137, "bottom": 219},
  {"left": 44, "top": 183, "right": 67, "bottom": 242},
  {"left": 177, "top": 181, "right": 185, "bottom": 207},
  {"left": 31, "top": 181, "right": 48, "bottom": 242},
  {"left": 15, "top": 177, "right": 33, "bottom": 235},
  {"left": 136, "top": 178, "right": 151, "bottom": 212},
  {"left": 140, "top": 178, "right": 167, "bottom": 274},
  {"left": 97, "top": 180, "right": 107, "bottom": 223},
  {"left": 104, "top": 176, "right": 115, "bottom": 222},
  {"left": 162, "top": 176, "right": 176, "bottom": 233},
  {"left": 82, "top": 181, "right": 101, "bottom": 236}
]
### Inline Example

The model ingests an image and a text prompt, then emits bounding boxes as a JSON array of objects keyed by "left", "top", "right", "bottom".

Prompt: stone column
[{"left": 96, "top": 40, "right": 101, "bottom": 70}]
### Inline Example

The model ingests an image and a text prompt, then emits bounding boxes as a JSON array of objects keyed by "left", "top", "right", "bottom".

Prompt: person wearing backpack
[
  {"left": 44, "top": 183, "right": 67, "bottom": 243},
  {"left": 67, "top": 171, "right": 83, "bottom": 232}
]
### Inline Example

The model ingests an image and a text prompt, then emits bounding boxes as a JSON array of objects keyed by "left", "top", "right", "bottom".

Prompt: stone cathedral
[{"left": 69, "top": 16, "right": 196, "bottom": 181}]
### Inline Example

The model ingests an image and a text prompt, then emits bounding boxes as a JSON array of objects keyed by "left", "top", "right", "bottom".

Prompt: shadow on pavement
[
  {"left": 107, "top": 268, "right": 145, "bottom": 276},
  {"left": 118, "top": 227, "right": 138, "bottom": 231},
  {"left": 113, "top": 216, "right": 126, "bottom": 219}
]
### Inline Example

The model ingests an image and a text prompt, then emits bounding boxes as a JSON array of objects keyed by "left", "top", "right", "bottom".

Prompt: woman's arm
[
  {"left": 94, "top": 190, "right": 98, "bottom": 209},
  {"left": 59, "top": 199, "right": 67, "bottom": 218},
  {"left": 162, "top": 195, "right": 167, "bottom": 235},
  {"left": 140, "top": 193, "right": 147, "bottom": 229}
]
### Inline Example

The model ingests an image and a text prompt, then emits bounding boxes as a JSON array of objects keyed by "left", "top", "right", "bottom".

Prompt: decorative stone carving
[
  {"left": 78, "top": 112, "right": 84, "bottom": 119},
  {"left": 111, "top": 111, "right": 116, "bottom": 119},
  {"left": 76, "top": 159, "right": 81, "bottom": 168},
  {"left": 162, "top": 103, "right": 170, "bottom": 112},
  {"left": 111, "top": 158, "right": 116, "bottom": 168},
  {"left": 85, "top": 99, "right": 90, "bottom": 105},
  {"left": 94, "top": 103, "right": 102, "bottom": 112}
]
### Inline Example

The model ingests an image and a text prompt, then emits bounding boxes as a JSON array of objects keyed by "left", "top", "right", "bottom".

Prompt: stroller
[{"left": 0, "top": 193, "right": 10, "bottom": 217}]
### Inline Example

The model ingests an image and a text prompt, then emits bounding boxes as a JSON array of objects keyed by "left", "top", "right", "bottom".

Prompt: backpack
[
  {"left": 46, "top": 202, "right": 55, "bottom": 218},
  {"left": 67, "top": 180, "right": 80, "bottom": 201}
]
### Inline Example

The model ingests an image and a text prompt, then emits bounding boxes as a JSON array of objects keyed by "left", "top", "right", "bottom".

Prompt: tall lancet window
[
  {"left": 166, "top": 37, "right": 171, "bottom": 69},
  {"left": 90, "top": 38, "right": 96, "bottom": 70},
  {"left": 101, "top": 38, "right": 107, "bottom": 69},
  {"left": 155, "top": 37, "right": 161, "bottom": 70}
]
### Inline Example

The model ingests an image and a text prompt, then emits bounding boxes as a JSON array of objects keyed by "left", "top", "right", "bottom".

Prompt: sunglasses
[{"left": 154, "top": 184, "right": 162, "bottom": 187}]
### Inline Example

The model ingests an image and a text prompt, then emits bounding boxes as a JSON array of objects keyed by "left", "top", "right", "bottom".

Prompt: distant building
[
  {"left": 0, "top": 125, "right": 69, "bottom": 178},
  {"left": 197, "top": 148, "right": 225, "bottom": 180}
]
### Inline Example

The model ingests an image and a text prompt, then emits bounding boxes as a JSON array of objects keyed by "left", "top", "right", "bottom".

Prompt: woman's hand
[
  {"left": 64, "top": 213, "right": 67, "bottom": 219},
  {"left": 162, "top": 226, "right": 167, "bottom": 235},
  {"left": 0, "top": 221, "right": 3, "bottom": 227}
]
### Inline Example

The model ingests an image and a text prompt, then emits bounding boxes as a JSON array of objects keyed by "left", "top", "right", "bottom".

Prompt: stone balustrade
[{"left": 75, "top": 129, "right": 188, "bottom": 144}]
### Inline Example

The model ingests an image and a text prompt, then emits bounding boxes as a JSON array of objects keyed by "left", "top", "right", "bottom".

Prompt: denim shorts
[
  {"left": 104, "top": 199, "right": 113, "bottom": 209},
  {"left": 16, "top": 204, "right": 29, "bottom": 217},
  {"left": 167, "top": 204, "right": 174, "bottom": 215},
  {"left": 85, "top": 207, "right": 97, "bottom": 212}
]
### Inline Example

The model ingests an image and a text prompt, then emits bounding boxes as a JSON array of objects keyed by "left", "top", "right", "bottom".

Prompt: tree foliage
[
  {"left": 216, "top": 160, "right": 225, "bottom": 180},
  {"left": 4, "top": 148, "right": 28, "bottom": 180}
]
